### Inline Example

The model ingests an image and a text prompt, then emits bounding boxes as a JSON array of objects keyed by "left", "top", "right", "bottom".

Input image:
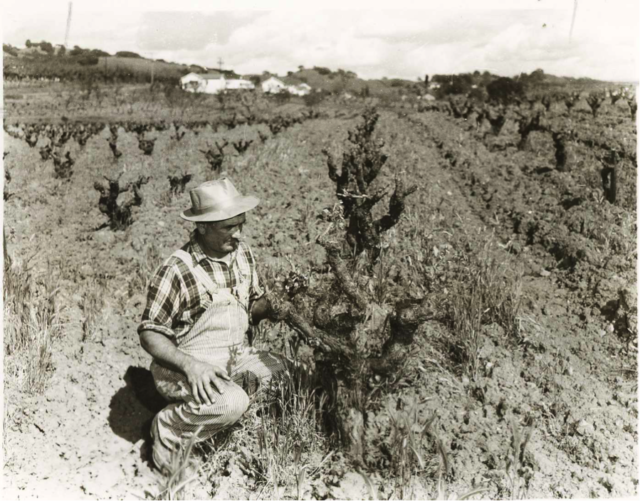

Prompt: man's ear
[{"left": 196, "top": 223, "right": 205, "bottom": 235}]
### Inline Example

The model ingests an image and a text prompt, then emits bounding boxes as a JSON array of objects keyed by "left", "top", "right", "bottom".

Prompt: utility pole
[
  {"left": 217, "top": 57, "right": 224, "bottom": 74},
  {"left": 64, "top": 2, "right": 73, "bottom": 48}
]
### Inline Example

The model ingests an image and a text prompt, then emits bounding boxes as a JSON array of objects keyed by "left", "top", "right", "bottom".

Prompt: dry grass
[
  {"left": 447, "top": 241, "right": 523, "bottom": 379},
  {"left": 4, "top": 256, "right": 62, "bottom": 394},
  {"left": 128, "top": 241, "right": 163, "bottom": 298},
  {"left": 79, "top": 280, "right": 105, "bottom": 343},
  {"left": 239, "top": 363, "right": 328, "bottom": 499},
  {"left": 500, "top": 417, "right": 535, "bottom": 499},
  {"left": 153, "top": 426, "right": 204, "bottom": 500},
  {"left": 189, "top": 362, "right": 329, "bottom": 499}
]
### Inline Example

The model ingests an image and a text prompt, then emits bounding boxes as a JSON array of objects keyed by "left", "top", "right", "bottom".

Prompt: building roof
[{"left": 199, "top": 72, "right": 224, "bottom": 80}]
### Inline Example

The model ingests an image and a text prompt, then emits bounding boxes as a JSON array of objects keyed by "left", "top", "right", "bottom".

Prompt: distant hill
[
  {"left": 3, "top": 43, "right": 207, "bottom": 84},
  {"left": 3, "top": 41, "right": 629, "bottom": 97}
]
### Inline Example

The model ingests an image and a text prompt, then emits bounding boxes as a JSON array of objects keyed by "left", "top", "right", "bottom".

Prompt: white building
[
  {"left": 180, "top": 72, "right": 255, "bottom": 94},
  {"left": 181, "top": 72, "right": 225, "bottom": 93},
  {"left": 261, "top": 77, "right": 286, "bottom": 94},
  {"left": 226, "top": 79, "right": 255, "bottom": 91},
  {"left": 287, "top": 83, "right": 312, "bottom": 96}
]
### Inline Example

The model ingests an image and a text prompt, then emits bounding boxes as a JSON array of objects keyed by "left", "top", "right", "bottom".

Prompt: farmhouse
[
  {"left": 287, "top": 82, "right": 312, "bottom": 96},
  {"left": 261, "top": 77, "right": 286, "bottom": 94},
  {"left": 180, "top": 72, "right": 255, "bottom": 94},
  {"left": 226, "top": 79, "right": 255, "bottom": 91},
  {"left": 181, "top": 72, "right": 225, "bottom": 93}
]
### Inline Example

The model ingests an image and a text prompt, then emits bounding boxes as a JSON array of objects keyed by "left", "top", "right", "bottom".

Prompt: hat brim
[{"left": 180, "top": 195, "right": 260, "bottom": 222}]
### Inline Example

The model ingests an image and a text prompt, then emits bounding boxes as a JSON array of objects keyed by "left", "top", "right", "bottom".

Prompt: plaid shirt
[{"left": 138, "top": 232, "right": 264, "bottom": 339}]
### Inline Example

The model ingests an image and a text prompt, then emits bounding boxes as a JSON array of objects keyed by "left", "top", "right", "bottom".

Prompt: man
[{"left": 138, "top": 178, "right": 284, "bottom": 473}]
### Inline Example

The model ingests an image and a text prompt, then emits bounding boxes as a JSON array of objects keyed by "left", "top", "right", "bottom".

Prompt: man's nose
[{"left": 231, "top": 227, "right": 243, "bottom": 239}]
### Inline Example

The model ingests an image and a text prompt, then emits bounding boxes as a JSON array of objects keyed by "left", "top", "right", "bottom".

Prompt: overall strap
[{"left": 172, "top": 249, "right": 220, "bottom": 296}]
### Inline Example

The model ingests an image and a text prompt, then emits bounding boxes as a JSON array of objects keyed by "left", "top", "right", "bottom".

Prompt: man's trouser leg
[{"left": 151, "top": 348, "right": 286, "bottom": 472}]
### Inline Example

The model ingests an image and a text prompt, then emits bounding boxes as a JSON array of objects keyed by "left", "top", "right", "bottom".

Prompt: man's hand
[
  {"left": 250, "top": 295, "right": 272, "bottom": 324},
  {"left": 183, "top": 359, "right": 231, "bottom": 406},
  {"left": 139, "top": 329, "right": 232, "bottom": 406}
]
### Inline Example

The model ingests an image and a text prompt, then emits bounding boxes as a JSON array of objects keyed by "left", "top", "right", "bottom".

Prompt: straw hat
[{"left": 180, "top": 178, "right": 259, "bottom": 222}]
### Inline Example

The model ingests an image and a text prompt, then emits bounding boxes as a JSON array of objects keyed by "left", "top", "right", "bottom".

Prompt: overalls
[{"left": 149, "top": 249, "right": 284, "bottom": 470}]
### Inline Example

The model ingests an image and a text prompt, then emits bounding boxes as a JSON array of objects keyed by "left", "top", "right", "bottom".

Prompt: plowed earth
[{"left": 3, "top": 95, "right": 637, "bottom": 499}]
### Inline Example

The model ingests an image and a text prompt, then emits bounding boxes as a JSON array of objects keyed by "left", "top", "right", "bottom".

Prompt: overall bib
[{"left": 149, "top": 249, "right": 284, "bottom": 470}]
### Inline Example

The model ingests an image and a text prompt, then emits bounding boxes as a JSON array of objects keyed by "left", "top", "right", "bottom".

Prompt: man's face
[{"left": 198, "top": 213, "right": 246, "bottom": 255}]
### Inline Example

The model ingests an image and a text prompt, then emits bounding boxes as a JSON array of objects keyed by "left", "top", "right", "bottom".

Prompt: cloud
[
  {"left": 136, "top": 11, "right": 267, "bottom": 52},
  {"left": 3, "top": 3, "right": 638, "bottom": 82}
]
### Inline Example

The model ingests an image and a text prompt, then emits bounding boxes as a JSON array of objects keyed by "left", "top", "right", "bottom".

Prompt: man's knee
[
  {"left": 190, "top": 386, "right": 250, "bottom": 427},
  {"left": 223, "top": 389, "right": 250, "bottom": 425}
]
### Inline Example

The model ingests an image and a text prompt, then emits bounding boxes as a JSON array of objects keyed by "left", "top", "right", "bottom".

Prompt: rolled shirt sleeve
[{"left": 138, "top": 264, "right": 183, "bottom": 339}]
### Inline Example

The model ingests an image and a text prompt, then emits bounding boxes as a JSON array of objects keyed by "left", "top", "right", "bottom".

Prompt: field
[{"left": 3, "top": 82, "right": 637, "bottom": 499}]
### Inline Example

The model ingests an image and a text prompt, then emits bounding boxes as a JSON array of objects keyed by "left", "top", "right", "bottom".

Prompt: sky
[{"left": 2, "top": 0, "right": 639, "bottom": 83}]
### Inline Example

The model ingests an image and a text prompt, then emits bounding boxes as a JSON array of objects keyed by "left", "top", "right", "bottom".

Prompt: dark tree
[
  {"left": 4, "top": 168, "right": 12, "bottom": 202},
  {"left": 107, "top": 138, "right": 122, "bottom": 159},
  {"left": 221, "top": 112, "right": 239, "bottom": 130},
  {"left": 232, "top": 139, "right": 253, "bottom": 154},
  {"left": 541, "top": 94, "right": 553, "bottom": 112},
  {"left": 94, "top": 174, "right": 150, "bottom": 230},
  {"left": 515, "top": 110, "right": 546, "bottom": 150},
  {"left": 168, "top": 174, "right": 192, "bottom": 195},
  {"left": 39, "top": 144, "right": 53, "bottom": 161},
  {"left": 608, "top": 89, "right": 624, "bottom": 106},
  {"left": 52, "top": 151, "right": 74, "bottom": 180},
  {"left": 268, "top": 115, "right": 291, "bottom": 135},
  {"left": 482, "top": 106, "right": 508, "bottom": 136},
  {"left": 487, "top": 77, "right": 525, "bottom": 106},
  {"left": 586, "top": 91, "right": 605, "bottom": 118},
  {"left": 321, "top": 107, "right": 417, "bottom": 261},
  {"left": 624, "top": 94, "right": 637, "bottom": 121},
  {"left": 200, "top": 141, "right": 228, "bottom": 173},
  {"left": 261, "top": 109, "right": 430, "bottom": 463},
  {"left": 26, "top": 134, "right": 38, "bottom": 148},
  {"left": 599, "top": 148, "right": 619, "bottom": 205},
  {"left": 137, "top": 136, "right": 156, "bottom": 155},
  {"left": 563, "top": 91, "right": 581, "bottom": 113},
  {"left": 551, "top": 131, "right": 570, "bottom": 172}
]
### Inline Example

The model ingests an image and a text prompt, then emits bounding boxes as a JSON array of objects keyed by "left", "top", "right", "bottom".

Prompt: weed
[
  {"left": 154, "top": 427, "right": 204, "bottom": 500},
  {"left": 129, "top": 242, "right": 163, "bottom": 297},
  {"left": 446, "top": 240, "right": 523, "bottom": 379},
  {"left": 497, "top": 416, "right": 535, "bottom": 500},
  {"left": 79, "top": 280, "right": 105, "bottom": 343},
  {"left": 432, "top": 436, "right": 489, "bottom": 500},
  {"left": 235, "top": 363, "right": 328, "bottom": 499},
  {"left": 385, "top": 396, "right": 437, "bottom": 498},
  {"left": 4, "top": 257, "right": 61, "bottom": 393}
]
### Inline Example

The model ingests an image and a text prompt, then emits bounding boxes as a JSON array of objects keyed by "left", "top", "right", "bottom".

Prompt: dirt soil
[{"left": 3, "top": 92, "right": 637, "bottom": 499}]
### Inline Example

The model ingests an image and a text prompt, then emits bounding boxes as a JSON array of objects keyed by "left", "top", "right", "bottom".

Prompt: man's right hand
[
  {"left": 183, "top": 359, "right": 231, "bottom": 406},
  {"left": 139, "top": 329, "right": 232, "bottom": 406}
]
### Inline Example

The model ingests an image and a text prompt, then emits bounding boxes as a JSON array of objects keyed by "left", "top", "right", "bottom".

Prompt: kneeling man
[{"left": 138, "top": 178, "right": 284, "bottom": 473}]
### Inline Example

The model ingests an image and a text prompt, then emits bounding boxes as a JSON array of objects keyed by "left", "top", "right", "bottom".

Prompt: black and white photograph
[{"left": 2, "top": 0, "right": 638, "bottom": 499}]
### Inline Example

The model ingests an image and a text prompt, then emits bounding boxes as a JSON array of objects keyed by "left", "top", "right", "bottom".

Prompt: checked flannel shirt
[{"left": 138, "top": 231, "right": 264, "bottom": 340}]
